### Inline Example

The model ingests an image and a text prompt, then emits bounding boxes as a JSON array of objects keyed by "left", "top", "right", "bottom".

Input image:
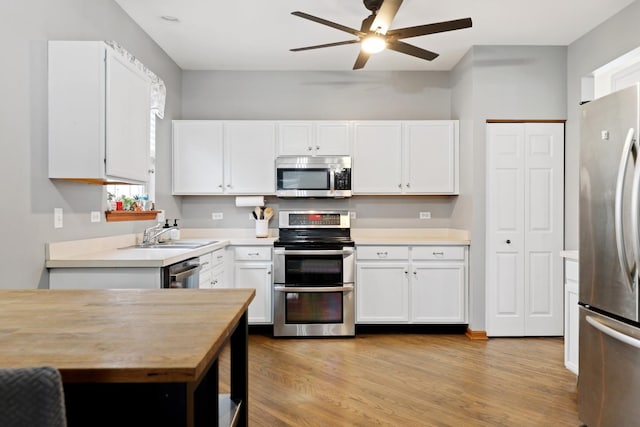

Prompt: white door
[
  {"left": 403, "top": 121, "right": 458, "bottom": 194},
  {"left": 105, "top": 49, "right": 151, "bottom": 183},
  {"left": 172, "top": 121, "right": 224, "bottom": 194},
  {"left": 411, "top": 262, "right": 466, "bottom": 323},
  {"left": 315, "top": 121, "right": 351, "bottom": 156},
  {"left": 224, "top": 121, "right": 276, "bottom": 194},
  {"left": 486, "top": 122, "right": 564, "bottom": 336},
  {"left": 234, "top": 263, "right": 272, "bottom": 324},
  {"left": 356, "top": 263, "right": 409, "bottom": 323},
  {"left": 352, "top": 121, "right": 403, "bottom": 194}
]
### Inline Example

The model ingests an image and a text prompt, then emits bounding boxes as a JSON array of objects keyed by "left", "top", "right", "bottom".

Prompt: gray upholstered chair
[{"left": 0, "top": 366, "right": 67, "bottom": 427}]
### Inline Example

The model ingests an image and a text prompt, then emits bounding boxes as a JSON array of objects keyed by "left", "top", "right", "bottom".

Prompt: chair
[{"left": 0, "top": 366, "right": 67, "bottom": 427}]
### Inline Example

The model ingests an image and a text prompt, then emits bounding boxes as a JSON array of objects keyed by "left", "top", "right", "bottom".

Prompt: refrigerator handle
[
  {"left": 630, "top": 128, "right": 640, "bottom": 291},
  {"left": 615, "top": 127, "right": 637, "bottom": 292},
  {"left": 586, "top": 315, "right": 640, "bottom": 349}
]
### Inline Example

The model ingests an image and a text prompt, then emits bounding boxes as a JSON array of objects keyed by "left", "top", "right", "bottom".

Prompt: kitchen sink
[{"left": 123, "top": 240, "right": 219, "bottom": 249}]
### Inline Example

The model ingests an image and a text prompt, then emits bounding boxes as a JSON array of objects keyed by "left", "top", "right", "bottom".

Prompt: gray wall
[
  {"left": 179, "top": 70, "right": 459, "bottom": 230},
  {"left": 565, "top": 0, "right": 640, "bottom": 249},
  {"left": 0, "top": 0, "right": 182, "bottom": 289},
  {"left": 450, "top": 46, "right": 568, "bottom": 331}
]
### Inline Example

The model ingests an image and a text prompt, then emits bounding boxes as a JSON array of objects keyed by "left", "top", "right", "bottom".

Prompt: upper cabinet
[
  {"left": 277, "top": 121, "right": 351, "bottom": 156},
  {"left": 172, "top": 120, "right": 276, "bottom": 195},
  {"left": 352, "top": 120, "right": 459, "bottom": 195},
  {"left": 48, "top": 41, "right": 152, "bottom": 184}
]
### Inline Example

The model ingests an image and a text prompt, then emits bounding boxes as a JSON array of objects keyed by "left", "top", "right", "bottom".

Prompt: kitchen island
[{"left": 0, "top": 288, "right": 254, "bottom": 427}]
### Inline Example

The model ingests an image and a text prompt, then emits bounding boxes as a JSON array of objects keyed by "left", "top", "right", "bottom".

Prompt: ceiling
[{"left": 114, "top": 0, "right": 636, "bottom": 71}]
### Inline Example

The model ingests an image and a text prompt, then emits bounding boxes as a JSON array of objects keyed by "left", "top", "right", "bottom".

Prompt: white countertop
[{"left": 46, "top": 228, "right": 470, "bottom": 268}]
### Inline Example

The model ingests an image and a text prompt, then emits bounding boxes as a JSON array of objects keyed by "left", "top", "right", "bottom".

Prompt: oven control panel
[{"left": 279, "top": 211, "right": 350, "bottom": 228}]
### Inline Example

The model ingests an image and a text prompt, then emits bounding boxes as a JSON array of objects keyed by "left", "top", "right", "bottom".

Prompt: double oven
[{"left": 273, "top": 211, "right": 355, "bottom": 337}]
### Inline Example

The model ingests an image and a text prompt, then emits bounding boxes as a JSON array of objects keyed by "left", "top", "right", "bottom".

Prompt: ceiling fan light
[{"left": 361, "top": 36, "right": 386, "bottom": 54}]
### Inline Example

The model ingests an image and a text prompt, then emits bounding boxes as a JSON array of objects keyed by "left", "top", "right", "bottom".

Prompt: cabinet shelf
[{"left": 105, "top": 210, "right": 160, "bottom": 222}]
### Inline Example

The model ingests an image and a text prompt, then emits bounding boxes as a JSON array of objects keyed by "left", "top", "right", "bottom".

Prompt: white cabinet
[
  {"left": 277, "top": 121, "right": 351, "bottom": 156},
  {"left": 486, "top": 122, "right": 565, "bottom": 337},
  {"left": 48, "top": 41, "right": 151, "bottom": 184},
  {"left": 172, "top": 120, "right": 276, "bottom": 195},
  {"left": 352, "top": 121, "right": 459, "bottom": 195},
  {"left": 352, "top": 121, "right": 403, "bottom": 194},
  {"left": 411, "top": 246, "right": 467, "bottom": 323},
  {"left": 231, "top": 246, "right": 272, "bottom": 324},
  {"left": 564, "top": 257, "right": 579, "bottom": 375},
  {"left": 173, "top": 121, "right": 223, "bottom": 195},
  {"left": 356, "top": 245, "right": 410, "bottom": 323},
  {"left": 356, "top": 245, "right": 468, "bottom": 324},
  {"left": 199, "top": 248, "right": 226, "bottom": 289}
]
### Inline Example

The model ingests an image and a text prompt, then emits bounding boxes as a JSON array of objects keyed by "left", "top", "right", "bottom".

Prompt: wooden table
[{"left": 0, "top": 288, "right": 255, "bottom": 427}]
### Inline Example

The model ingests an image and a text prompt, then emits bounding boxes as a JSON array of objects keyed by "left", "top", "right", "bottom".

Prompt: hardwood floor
[{"left": 220, "top": 333, "right": 580, "bottom": 426}]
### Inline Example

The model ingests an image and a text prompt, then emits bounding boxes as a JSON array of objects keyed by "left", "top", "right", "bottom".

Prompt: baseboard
[{"left": 465, "top": 327, "right": 488, "bottom": 340}]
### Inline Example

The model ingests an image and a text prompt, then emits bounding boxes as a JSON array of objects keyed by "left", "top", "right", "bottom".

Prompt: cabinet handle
[
  {"left": 267, "top": 270, "right": 272, "bottom": 275},
  {"left": 406, "top": 183, "right": 411, "bottom": 188},
  {"left": 308, "top": 146, "right": 313, "bottom": 151},
  {"left": 248, "top": 252, "right": 260, "bottom": 256},
  {"left": 398, "top": 184, "right": 402, "bottom": 189},
  {"left": 212, "top": 280, "right": 218, "bottom": 285},
  {"left": 216, "top": 255, "right": 224, "bottom": 260},
  {"left": 404, "top": 271, "right": 408, "bottom": 275},
  {"left": 316, "top": 145, "right": 320, "bottom": 150},
  {"left": 376, "top": 251, "right": 388, "bottom": 258},
  {"left": 506, "top": 239, "right": 511, "bottom": 244},
  {"left": 432, "top": 251, "right": 444, "bottom": 256},
  {"left": 413, "top": 271, "right": 417, "bottom": 276},
  {"left": 218, "top": 184, "right": 223, "bottom": 188},
  {"left": 227, "top": 184, "right": 232, "bottom": 188},
  {"left": 201, "top": 261, "right": 210, "bottom": 266}
]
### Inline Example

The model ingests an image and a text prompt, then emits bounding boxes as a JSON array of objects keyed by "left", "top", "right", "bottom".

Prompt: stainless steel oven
[{"left": 273, "top": 211, "right": 355, "bottom": 337}]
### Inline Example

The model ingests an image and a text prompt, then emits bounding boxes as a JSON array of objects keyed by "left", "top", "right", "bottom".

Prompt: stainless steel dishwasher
[{"left": 161, "top": 257, "right": 201, "bottom": 288}]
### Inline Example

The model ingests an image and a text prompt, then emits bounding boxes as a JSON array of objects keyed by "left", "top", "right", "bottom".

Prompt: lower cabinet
[
  {"left": 564, "top": 257, "right": 579, "bottom": 374},
  {"left": 199, "top": 248, "right": 226, "bottom": 289},
  {"left": 356, "top": 245, "right": 468, "bottom": 324},
  {"left": 231, "top": 245, "right": 273, "bottom": 324}
]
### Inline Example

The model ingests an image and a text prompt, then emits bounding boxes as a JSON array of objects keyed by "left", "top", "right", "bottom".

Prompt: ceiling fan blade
[
  {"left": 360, "top": 14, "right": 376, "bottom": 32},
  {"left": 387, "top": 18, "right": 472, "bottom": 40},
  {"left": 387, "top": 40, "right": 439, "bottom": 61},
  {"left": 353, "top": 50, "right": 371, "bottom": 70},
  {"left": 291, "top": 11, "right": 364, "bottom": 37},
  {"left": 291, "top": 40, "right": 360, "bottom": 52},
  {"left": 370, "top": 0, "right": 403, "bottom": 34}
]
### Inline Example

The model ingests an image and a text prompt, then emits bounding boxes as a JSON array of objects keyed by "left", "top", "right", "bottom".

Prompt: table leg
[{"left": 230, "top": 310, "right": 248, "bottom": 427}]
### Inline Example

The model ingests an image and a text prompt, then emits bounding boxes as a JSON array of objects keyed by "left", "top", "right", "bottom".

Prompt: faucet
[{"left": 142, "top": 223, "right": 175, "bottom": 245}]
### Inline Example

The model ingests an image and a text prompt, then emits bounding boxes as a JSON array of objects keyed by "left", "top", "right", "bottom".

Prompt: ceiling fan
[{"left": 290, "top": 0, "right": 472, "bottom": 70}]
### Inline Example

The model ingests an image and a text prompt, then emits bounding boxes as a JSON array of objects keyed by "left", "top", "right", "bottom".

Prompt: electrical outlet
[
  {"left": 90, "top": 211, "right": 101, "bottom": 223},
  {"left": 350, "top": 211, "right": 356, "bottom": 220},
  {"left": 419, "top": 212, "right": 431, "bottom": 220},
  {"left": 212, "top": 212, "right": 223, "bottom": 220},
  {"left": 54, "top": 208, "right": 63, "bottom": 228}
]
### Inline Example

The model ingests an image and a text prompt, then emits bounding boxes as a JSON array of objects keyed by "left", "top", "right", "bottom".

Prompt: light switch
[
  {"left": 54, "top": 208, "right": 63, "bottom": 228},
  {"left": 90, "top": 211, "right": 101, "bottom": 223}
]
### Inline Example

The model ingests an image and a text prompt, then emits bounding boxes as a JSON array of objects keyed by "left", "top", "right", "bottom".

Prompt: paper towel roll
[{"left": 235, "top": 196, "right": 265, "bottom": 207}]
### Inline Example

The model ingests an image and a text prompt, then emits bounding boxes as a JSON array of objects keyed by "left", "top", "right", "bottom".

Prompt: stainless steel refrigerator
[{"left": 579, "top": 83, "right": 640, "bottom": 426}]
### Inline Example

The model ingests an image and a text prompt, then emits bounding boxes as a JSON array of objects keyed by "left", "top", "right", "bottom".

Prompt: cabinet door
[
  {"left": 105, "top": 49, "right": 151, "bottom": 183},
  {"left": 172, "top": 121, "right": 224, "bottom": 194},
  {"left": 565, "top": 259, "right": 579, "bottom": 374},
  {"left": 411, "top": 262, "right": 466, "bottom": 323},
  {"left": 277, "top": 121, "right": 314, "bottom": 156},
  {"left": 356, "top": 262, "right": 409, "bottom": 323},
  {"left": 315, "top": 121, "right": 351, "bottom": 156},
  {"left": 403, "top": 121, "right": 458, "bottom": 194},
  {"left": 352, "top": 121, "right": 403, "bottom": 194},
  {"left": 224, "top": 121, "right": 276, "bottom": 194},
  {"left": 234, "top": 262, "right": 272, "bottom": 324}
]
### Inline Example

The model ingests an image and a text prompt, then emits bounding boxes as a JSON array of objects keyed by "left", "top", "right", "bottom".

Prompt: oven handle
[
  {"left": 274, "top": 249, "right": 354, "bottom": 256},
  {"left": 274, "top": 285, "right": 354, "bottom": 293}
]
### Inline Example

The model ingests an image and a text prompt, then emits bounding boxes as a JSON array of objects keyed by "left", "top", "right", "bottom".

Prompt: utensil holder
[{"left": 255, "top": 219, "right": 268, "bottom": 238}]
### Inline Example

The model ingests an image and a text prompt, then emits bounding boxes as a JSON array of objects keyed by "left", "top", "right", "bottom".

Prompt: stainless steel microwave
[{"left": 276, "top": 156, "right": 352, "bottom": 198}]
